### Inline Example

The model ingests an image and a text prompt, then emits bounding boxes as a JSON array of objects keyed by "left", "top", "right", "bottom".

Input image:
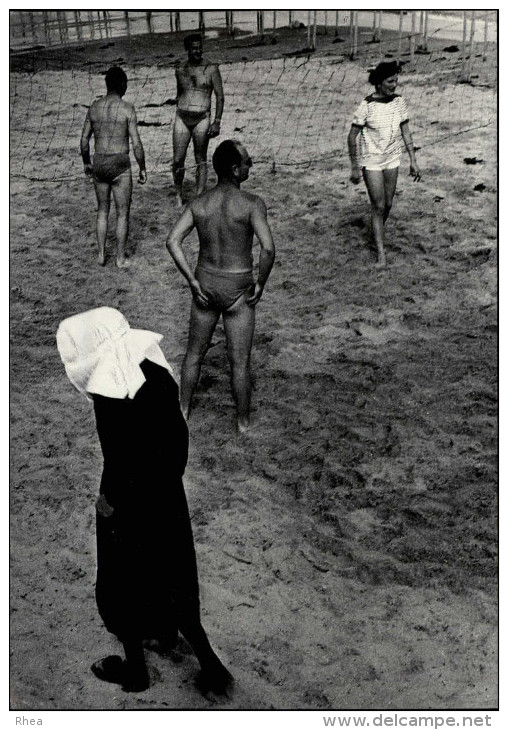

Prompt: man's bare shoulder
[{"left": 242, "top": 190, "right": 267, "bottom": 211}]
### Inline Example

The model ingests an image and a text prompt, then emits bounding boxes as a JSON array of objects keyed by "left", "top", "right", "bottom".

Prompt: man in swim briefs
[
  {"left": 173, "top": 34, "right": 224, "bottom": 204},
  {"left": 80, "top": 66, "right": 147, "bottom": 267},
  {"left": 166, "top": 140, "right": 275, "bottom": 433}
]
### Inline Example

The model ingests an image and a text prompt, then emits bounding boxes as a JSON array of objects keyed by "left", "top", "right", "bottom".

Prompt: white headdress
[{"left": 56, "top": 307, "right": 174, "bottom": 400}]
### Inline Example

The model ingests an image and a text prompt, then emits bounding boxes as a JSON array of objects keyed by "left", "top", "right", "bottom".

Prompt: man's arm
[
  {"left": 208, "top": 65, "right": 224, "bottom": 138},
  {"left": 347, "top": 124, "right": 362, "bottom": 184},
  {"left": 246, "top": 198, "right": 275, "bottom": 306},
  {"left": 400, "top": 121, "right": 421, "bottom": 181},
  {"left": 166, "top": 207, "right": 209, "bottom": 308},
  {"left": 80, "top": 110, "right": 93, "bottom": 177},
  {"left": 128, "top": 105, "right": 147, "bottom": 184}
]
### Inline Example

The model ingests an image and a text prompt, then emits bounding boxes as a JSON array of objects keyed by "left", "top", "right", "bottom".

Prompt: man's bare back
[
  {"left": 166, "top": 140, "right": 275, "bottom": 432},
  {"left": 88, "top": 95, "right": 135, "bottom": 155},
  {"left": 80, "top": 66, "right": 146, "bottom": 268},
  {"left": 190, "top": 185, "right": 263, "bottom": 273}
]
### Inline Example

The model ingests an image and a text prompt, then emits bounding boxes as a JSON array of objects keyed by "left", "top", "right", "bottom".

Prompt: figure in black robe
[{"left": 91, "top": 360, "right": 233, "bottom": 694}]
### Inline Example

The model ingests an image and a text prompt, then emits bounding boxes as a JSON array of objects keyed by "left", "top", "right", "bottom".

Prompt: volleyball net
[{"left": 10, "top": 23, "right": 497, "bottom": 183}]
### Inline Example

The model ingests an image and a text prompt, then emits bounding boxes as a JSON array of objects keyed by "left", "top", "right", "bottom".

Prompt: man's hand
[
  {"left": 190, "top": 279, "right": 210, "bottom": 309},
  {"left": 246, "top": 282, "right": 264, "bottom": 307},
  {"left": 208, "top": 120, "right": 221, "bottom": 138},
  {"left": 138, "top": 169, "right": 147, "bottom": 185},
  {"left": 84, "top": 163, "right": 94, "bottom": 177},
  {"left": 350, "top": 166, "right": 362, "bottom": 185},
  {"left": 409, "top": 163, "right": 421, "bottom": 182}
]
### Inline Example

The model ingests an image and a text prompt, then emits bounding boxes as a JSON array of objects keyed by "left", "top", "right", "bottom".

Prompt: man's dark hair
[
  {"left": 105, "top": 66, "right": 128, "bottom": 94},
  {"left": 212, "top": 140, "right": 243, "bottom": 179},
  {"left": 184, "top": 33, "right": 202, "bottom": 50}
]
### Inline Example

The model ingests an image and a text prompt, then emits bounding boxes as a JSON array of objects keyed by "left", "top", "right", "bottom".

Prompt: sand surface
[{"left": 10, "top": 24, "right": 497, "bottom": 710}]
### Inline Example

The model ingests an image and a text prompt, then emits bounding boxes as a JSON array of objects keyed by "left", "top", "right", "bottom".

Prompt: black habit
[{"left": 92, "top": 359, "right": 200, "bottom": 642}]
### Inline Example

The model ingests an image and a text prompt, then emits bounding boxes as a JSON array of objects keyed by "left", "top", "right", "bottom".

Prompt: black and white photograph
[{"left": 9, "top": 5, "right": 498, "bottom": 720}]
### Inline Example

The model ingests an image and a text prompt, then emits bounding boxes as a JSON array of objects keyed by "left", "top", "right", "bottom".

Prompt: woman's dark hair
[
  {"left": 368, "top": 61, "right": 400, "bottom": 87},
  {"left": 105, "top": 66, "right": 127, "bottom": 93},
  {"left": 212, "top": 140, "right": 243, "bottom": 179},
  {"left": 184, "top": 33, "right": 202, "bottom": 50}
]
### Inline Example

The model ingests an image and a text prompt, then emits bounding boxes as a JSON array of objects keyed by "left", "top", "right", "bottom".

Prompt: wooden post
[
  {"left": 307, "top": 11, "right": 311, "bottom": 48},
  {"left": 199, "top": 12, "right": 205, "bottom": 35},
  {"left": 324, "top": 10, "right": 327, "bottom": 35},
  {"left": 349, "top": 11, "right": 354, "bottom": 58},
  {"left": 312, "top": 10, "right": 317, "bottom": 49},
  {"left": 289, "top": 11, "right": 293, "bottom": 26},
  {"left": 419, "top": 10, "right": 424, "bottom": 35},
  {"left": 259, "top": 10, "right": 264, "bottom": 35},
  {"left": 175, "top": 11, "right": 181, "bottom": 32},
  {"left": 483, "top": 11, "right": 489, "bottom": 61},
  {"left": 29, "top": 11, "right": 38, "bottom": 43},
  {"left": 466, "top": 11, "right": 476, "bottom": 81},
  {"left": 378, "top": 11, "right": 383, "bottom": 41},
  {"left": 410, "top": 11, "right": 416, "bottom": 66},
  {"left": 273, "top": 11, "right": 276, "bottom": 33},
  {"left": 87, "top": 11, "right": 95, "bottom": 40},
  {"left": 462, "top": 11, "right": 468, "bottom": 55},
  {"left": 146, "top": 11, "right": 153, "bottom": 34},
  {"left": 397, "top": 11, "right": 403, "bottom": 63},
  {"left": 230, "top": 11, "right": 234, "bottom": 36},
  {"left": 335, "top": 10, "right": 339, "bottom": 37},
  {"left": 422, "top": 11, "right": 428, "bottom": 51}
]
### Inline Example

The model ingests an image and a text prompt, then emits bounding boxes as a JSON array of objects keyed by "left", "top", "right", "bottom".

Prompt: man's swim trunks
[
  {"left": 93, "top": 153, "right": 131, "bottom": 184},
  {"left": 195, "top": 263, "right": 254, "bottom": 312},
  {"left": 176, "top": 108, "right": 210, "bottom": 131}
]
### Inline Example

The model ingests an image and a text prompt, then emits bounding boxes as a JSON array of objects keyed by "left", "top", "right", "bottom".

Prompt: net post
[
  {"left": 175, "top": 12, "right": 181, "bottom": 32},
  {"left": 199, "top": 12, "right": 205, "bottom": 35},
  {"left": 324, "top": 10, "right": 327, "bottom": 35},
  {"left": 422, "top": 11, "right": 428, "bottom": 51},
  {"left": 312, "top": 10, "right": 317, "bottom": 50},
  {"left": 410, "top": 11, "right": 416, "bottom": 67},
  {"left": 466, "top": 11, "right": 476, "bottom": 82},
  {"left": 307, "top": 11, "right": 311, "bottom": 48},
  {"left": 483, "top": 12, "right": 489, "bottom": 61},
  {"left": 335, "top": 11, "right": 339, "bottom": 37},
  {"left": 397, "top": 11, "right": 403, "bottom": 63}
]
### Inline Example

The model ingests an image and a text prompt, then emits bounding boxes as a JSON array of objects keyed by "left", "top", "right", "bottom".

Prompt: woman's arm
[
  {"left": 400, "top": 121, "right": 421, "bottom": 181},
  {"left": 347, "top": 125, "right": 362, "bottom": 184}
]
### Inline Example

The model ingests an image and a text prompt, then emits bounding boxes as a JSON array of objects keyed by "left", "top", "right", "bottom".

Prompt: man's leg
[
  {"left": 362, "top": 168, "right": 387, "bottom": 266},
  {"left": 180, "top": 301, "right": 220, "bottom": 419},
  {"left": 173, "top": 115, "right": 192, "bottom": 204},
  {"left": 111, "top": 169, "right": 132, "bottom": 268},
  {"left": 192, "top": 117, "right": 211, "bottom": 196},
  {"left": 223, "top": 296, "right": 255, "bottom": 433},
  {"left": 383, "top": 166, "right": 399, "bottom": 223},
  {"left": 93, "top": 179, "right": 111, "bottom": 266}
]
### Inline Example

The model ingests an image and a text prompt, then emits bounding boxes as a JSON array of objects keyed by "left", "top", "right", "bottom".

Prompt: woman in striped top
[{"left": 347, "top": 61, "right": 421, "bottom": 267}]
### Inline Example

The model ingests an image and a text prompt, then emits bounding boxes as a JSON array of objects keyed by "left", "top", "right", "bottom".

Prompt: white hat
[{"left": 56, "top": 307, "right": 174, "bottom": 400}]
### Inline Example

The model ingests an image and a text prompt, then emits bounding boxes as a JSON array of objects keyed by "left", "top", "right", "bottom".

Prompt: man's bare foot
[
  {"left": 374, "top": 258, "right": 386, "bottom": 269},
  {"left": 116, "top": 257, "right": 131, "bottom": 269},
  {"left": 98, "top": 253, "right": 106, "bottom": 266},
  {"left": 237, "top": 420, "right": 251, "bottom": 435}
]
